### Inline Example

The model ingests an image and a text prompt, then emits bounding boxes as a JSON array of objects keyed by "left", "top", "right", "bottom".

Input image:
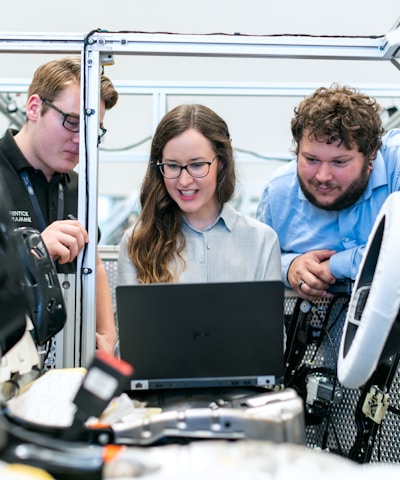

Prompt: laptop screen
[{"left": 116, "top": 281, "right": 285, "bottom": 391}]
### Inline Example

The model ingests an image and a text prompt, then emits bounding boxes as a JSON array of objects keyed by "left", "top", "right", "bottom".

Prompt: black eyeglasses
[
  {"left": 157, "top": 156, "right": 217, "bottom": 179},
  {"left": 40, "top": 97, "right": 107, "bottom": 143}
]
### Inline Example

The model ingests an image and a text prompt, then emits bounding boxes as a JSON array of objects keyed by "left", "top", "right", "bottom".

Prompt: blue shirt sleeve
[{"left": 256, "top": 131, "right": 400, "bottom": 285}]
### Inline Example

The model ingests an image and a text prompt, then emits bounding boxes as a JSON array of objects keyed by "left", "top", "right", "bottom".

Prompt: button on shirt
[
  {"left": 256, "top": 129, "right": 400, "bottom": 286},
  {"left": 117, "top": 203, "right": 282, "bottom": 285}
]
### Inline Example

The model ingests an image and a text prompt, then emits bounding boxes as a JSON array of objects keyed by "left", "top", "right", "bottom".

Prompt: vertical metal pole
[
  {"left": 76, "top": 49, "right": 101, "bottom": 367},
  {"left": 152, "top": 91, "right": 167, "bottom": 133}
]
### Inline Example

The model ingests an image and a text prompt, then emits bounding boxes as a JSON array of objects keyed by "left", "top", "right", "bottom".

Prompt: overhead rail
[
  {"left": 4, "top": 79, "right": 400, "bottom": 98},
  {"left": 1, "top": 29, "right": 400, "bottom": 61}
]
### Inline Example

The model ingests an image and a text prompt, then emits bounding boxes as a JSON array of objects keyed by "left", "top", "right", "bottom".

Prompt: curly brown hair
[
  {"left": 127, "top": 103, "right": 235, "bottom": 284},
  {"left": 291, "top": 84, "right": 384, "bottom": 160}
]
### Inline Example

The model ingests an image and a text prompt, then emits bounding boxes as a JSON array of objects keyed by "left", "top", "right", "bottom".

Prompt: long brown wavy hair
[{"left": 127, "top": 104, "right": 235, "bottom": 283}]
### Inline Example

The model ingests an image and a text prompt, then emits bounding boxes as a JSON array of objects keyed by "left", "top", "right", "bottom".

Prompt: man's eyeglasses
[
  {"left": 40, "top": 97, "right": 107, "bottom": 143},
  {"left": 157, "top": 156, "right": 217, "bottom": 179}
]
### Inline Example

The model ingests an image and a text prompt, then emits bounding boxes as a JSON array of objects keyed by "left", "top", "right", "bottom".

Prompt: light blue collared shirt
[
  {"left": 256, "top": 129, "right": 400, "bottom": 286},
  {"left": 118, "top": 203, "right": 282, "bottom": 285}
]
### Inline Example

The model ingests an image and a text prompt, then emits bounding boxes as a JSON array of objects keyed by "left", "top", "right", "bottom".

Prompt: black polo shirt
[{"left": 0, "top": 129, "right": 79, "bottom": 274}]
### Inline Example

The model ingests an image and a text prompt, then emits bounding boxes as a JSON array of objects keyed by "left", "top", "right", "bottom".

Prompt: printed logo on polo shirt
[{"left": 9, "top": 210, "right": 32, "bottom": 224}]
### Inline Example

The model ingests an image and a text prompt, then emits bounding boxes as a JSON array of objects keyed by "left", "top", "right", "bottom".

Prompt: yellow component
[{"left": 0, "top": 463, "right": 55, "bottom": 479}]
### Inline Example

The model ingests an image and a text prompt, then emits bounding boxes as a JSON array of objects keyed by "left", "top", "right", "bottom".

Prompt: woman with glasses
[{"left": 118, "top": 104, "right": 281, "bottom": 284}]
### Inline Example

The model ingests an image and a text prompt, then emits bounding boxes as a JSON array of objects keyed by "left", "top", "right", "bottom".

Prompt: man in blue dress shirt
[{"left": 257, "top": 84, "right": 400, "bottom": 300}]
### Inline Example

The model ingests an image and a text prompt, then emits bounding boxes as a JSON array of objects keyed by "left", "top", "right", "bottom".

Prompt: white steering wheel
[{"left": 338, "top": 191, "right": 400, "bottom": 389}]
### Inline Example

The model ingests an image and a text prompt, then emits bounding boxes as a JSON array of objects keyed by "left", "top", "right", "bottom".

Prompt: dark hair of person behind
[
  {"left": 291, "top": 84, "right": 384, "bottom": 160},
  {"left": 127, "top": 103, "right": 235, "bottom": 283}
]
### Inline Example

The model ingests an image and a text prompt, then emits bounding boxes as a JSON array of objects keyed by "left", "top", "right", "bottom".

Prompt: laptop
[{"left": 116, "top": 281, "right": 285, "bottom": 392}]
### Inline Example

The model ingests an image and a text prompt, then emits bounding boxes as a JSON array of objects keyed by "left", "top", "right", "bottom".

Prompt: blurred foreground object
[{"left": 338, "top": 191, "right": 400, "bottom": 389}]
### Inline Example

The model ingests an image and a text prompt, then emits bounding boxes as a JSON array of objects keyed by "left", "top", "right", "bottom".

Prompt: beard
[{"left": 298, "top": 164, "right": 371, "bottom": 211}]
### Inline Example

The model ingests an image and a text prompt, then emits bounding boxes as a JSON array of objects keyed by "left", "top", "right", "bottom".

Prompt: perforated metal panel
[
  {"left": 284, "top": 295, "right": 400, "bottom": 463},
  {"left": 99, "top": 246, "right": 120, "bottom": 357},
  {"left": 373, "top": 366, "right": 400, "bottom": 462}
]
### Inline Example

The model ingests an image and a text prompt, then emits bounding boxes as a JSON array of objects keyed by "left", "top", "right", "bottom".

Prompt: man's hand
[
  {"left": 40, "top": 219, "right": 89, "bottom": 264},
  {"left": 288, "top": 249, "right": 337, "bottom": 300}
]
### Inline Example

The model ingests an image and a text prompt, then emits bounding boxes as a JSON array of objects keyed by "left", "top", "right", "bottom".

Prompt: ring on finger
[{"left": 299, "top": 280, "right": 306, "bottom": 291}]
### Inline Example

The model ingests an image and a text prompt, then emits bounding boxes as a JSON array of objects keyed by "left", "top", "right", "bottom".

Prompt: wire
[
  {"left": 234, "top": 147, "right": 292, "bottom": 162},
  {"left": 95, "top": 28, "right": 386, "bottom": 41},
  {"left": 99, "top": 135, "right": 292, "bottom": 163},
  {"left": 42, "top": 337, "right": 54, "bottom": 367},
  {"left": 99, "top": 135, "right": 152, "bottom": 152},
  {"left": 388, "top": 405, "right": 400, "bottom": 415}
]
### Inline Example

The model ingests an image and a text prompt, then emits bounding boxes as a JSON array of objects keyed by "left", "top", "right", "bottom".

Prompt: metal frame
[{"left": 1, "top": 28, "right": 400, "bottom": 367}]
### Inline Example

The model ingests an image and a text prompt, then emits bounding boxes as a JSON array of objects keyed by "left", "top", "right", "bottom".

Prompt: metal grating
[
  {"left": 99, "top": 246, "right": 119, "bottom": 307},
  {"left": 371, "top": 365, "right": 400, "bottom": 462},
  {"left": 100, "top": 246, "right": 120, "bottom": 357},
  {"left": 43, "top": 338, "right": 57, "bottom": 371},
  {"left": 285, "top": 295, "right": 400, "bottom": 463}
]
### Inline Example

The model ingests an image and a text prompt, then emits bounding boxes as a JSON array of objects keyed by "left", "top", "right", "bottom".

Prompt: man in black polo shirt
[{"left": 0, "top": 56, "right": 118, "bottom": 355}]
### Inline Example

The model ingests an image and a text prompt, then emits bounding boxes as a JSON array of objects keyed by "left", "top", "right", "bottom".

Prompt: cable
[
  {"left": 99, "top": 135, "right": 152, "bottom": 152},
  {"left": 92, "top": 28, "right": 386, "bottom": 41},
  {"left": 233, "top": 147, "right": 292, "bottom": 162},
  {"left": 99, "top": 135, "right": 292, "bottom": 163},
  {"left": 388, "top": 405, "right": 400, "bottom": 415}
]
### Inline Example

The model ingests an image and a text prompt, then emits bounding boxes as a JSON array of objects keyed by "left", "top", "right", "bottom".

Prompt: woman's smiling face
[{"left": 161, "top": 128, "right": 221, "bottom": 230}]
